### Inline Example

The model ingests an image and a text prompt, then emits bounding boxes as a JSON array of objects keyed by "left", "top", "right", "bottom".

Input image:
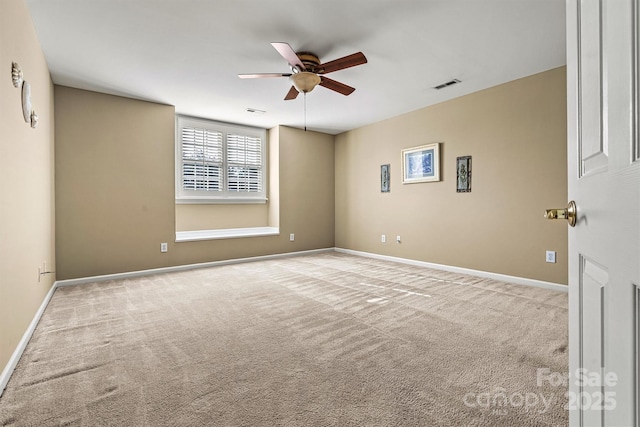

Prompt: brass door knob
[{"left": 544, "top": 201, "right": 577, "bottom": 227}]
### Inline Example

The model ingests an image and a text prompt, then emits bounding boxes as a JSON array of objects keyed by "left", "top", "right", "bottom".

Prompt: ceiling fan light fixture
[{"left": 290, "top": 72, "right": 321, "bottom": 93}]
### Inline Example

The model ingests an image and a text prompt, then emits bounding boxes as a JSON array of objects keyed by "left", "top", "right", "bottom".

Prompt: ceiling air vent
[{"left": 434, "top": 79, "right": 461, "bottom": 90}]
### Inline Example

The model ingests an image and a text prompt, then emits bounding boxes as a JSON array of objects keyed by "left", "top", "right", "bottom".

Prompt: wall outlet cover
[
  {"left": 546, "top": 250, "right": 556, "bottom": 263},
  {"left": 160, "top": 242, "right": 168, "bottom": 253}
]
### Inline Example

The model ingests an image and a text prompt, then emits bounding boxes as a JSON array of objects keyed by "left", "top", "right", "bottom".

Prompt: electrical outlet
[
  {"left": 396, "top": 235, "right": 401, "bottom": 243},
  {"left": 160, "top": 242, "right": 168, "bottom": 253},
  {"left": 546, "top": 250, "right": 556, "bottom": 263},
  {"left": 381, "top": 234, "right": 386, "bottom": 243},
  {"left": 289, "top": 233, "right": 295, "bottom": 241}
]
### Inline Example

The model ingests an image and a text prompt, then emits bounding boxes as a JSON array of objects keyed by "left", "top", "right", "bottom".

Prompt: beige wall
[
  {"left": 175, "top": 204, "right": 269, "bottom": 231},
  {"left": 54, "top": 87, "right": 335, "bottom": 279},
  {"left": 268, "top": 126, "right": 280, "bottom": 228},
  {"left": 55, "top": 87, "right": 177, "bottom": 279},
  {"left": 0, "top": 0, "right": 55, "bottom": 377},
  {"left": 335, "top": 67, "right": 568, "bottom": 284},
  {"left": 277, "top": 126, "right": 335, "bottom": 246}
]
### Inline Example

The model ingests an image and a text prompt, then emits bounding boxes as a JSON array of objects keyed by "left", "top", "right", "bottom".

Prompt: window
[{"left": 176, "top": 116, "right": 266, "bottom": 203}]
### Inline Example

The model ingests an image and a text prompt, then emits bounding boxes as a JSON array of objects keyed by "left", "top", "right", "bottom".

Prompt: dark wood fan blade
[
  {"left": 238, "top": 73, "right": 292, "bottom": 79},
  {"left": 318, "top": 52, "right": 367, "bottom": 74},
  {"left": 284, "top": 86, "right": 299, "bottom": 100},
  {"left": 271, "top": 42, "right": 305, "bottom": 70},
  {"left": 319, "top": 76, "right": 355, "bottom": 96}
]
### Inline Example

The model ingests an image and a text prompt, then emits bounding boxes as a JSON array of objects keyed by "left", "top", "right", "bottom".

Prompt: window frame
[{"left": 175, "top": 115, "right": 267, "bottom": 204}]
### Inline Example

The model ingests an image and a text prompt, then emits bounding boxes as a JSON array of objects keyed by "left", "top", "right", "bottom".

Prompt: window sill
[{"left": 175, "top": 226, "right": 279, "bottom": 242}]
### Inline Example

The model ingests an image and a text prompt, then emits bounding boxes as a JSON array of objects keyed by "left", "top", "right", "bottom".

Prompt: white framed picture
[{"left": 401, "top": 143, "right": 440, "bottom": 183}]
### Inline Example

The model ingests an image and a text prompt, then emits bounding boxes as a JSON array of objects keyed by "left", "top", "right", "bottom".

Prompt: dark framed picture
[
  {"left": 381, "top": 164, "right": 390, "bottom": 192},
  {"left": 401, "top": 143, "right": 441, "bottom": 183},
  {"left": 456, "top": 156, "right": 472, "bottom": 192}
]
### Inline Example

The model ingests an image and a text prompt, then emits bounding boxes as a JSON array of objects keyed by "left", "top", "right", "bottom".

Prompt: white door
[{"left": 566, "top": 0, "right": 640, "bottom": 426}]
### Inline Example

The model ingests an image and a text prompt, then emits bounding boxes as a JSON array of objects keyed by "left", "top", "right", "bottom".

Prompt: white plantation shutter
[
  {"left": 176, "top": 116, "right": 266, "bottom": 202},
  {"left": 227, "top": 134, "right": 263, "bottom": 193},
  {"left": 181, "top": 127, "right": 223, "bottom": 192}
]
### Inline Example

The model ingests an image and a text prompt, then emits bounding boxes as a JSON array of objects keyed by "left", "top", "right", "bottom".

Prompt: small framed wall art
[
  {"left": 380, "top": 164, "right": 390, "bottom": 193},
  {"left": 456, "top": 155, "right": 472, "bottom": 192},
  {"left": 401, "top": 143, "right": 440, "bottom": 184}
]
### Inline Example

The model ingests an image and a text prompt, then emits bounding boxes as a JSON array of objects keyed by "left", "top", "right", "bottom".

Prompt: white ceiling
[{"left": 25, "top": 0, "right": 566, "bottom": 135}]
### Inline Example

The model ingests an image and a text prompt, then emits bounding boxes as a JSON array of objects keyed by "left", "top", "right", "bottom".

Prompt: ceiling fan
[{"left": 239, "top": 42, "right": 367, "bottom": 100}]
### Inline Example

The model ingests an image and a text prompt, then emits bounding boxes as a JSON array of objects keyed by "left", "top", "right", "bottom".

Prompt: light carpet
[{"left": 0, "top": 252, "right": 568, "bottom": 426}]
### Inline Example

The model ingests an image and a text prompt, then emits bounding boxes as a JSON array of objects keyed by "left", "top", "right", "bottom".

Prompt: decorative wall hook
[
  {"left": 11, "top": 62, "right": 23, "bottom": 88},
  {"left": 30, "top": 110, "right": 38, "bottom": 129},
  {"left": 12, "top": 61, "right": 39, "bottom": 129},
  {"left": 21, "top": 80, "right": 32, "bottom": 123}
]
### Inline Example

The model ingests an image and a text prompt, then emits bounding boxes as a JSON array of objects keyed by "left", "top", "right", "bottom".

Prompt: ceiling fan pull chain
[{"left": 304, "top": 92, "right": 307, "bottom": 131}]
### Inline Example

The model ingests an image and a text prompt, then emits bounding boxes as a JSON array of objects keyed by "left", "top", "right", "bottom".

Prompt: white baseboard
[
  {"left": 55, "top": 247, "right": 335, "bottom": 287},
  {"left": 334, "top": 248, "right": 568, "bottom": 292},
  {"left": 0, "top": 281, "right": 59, "bottom": 396}
]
